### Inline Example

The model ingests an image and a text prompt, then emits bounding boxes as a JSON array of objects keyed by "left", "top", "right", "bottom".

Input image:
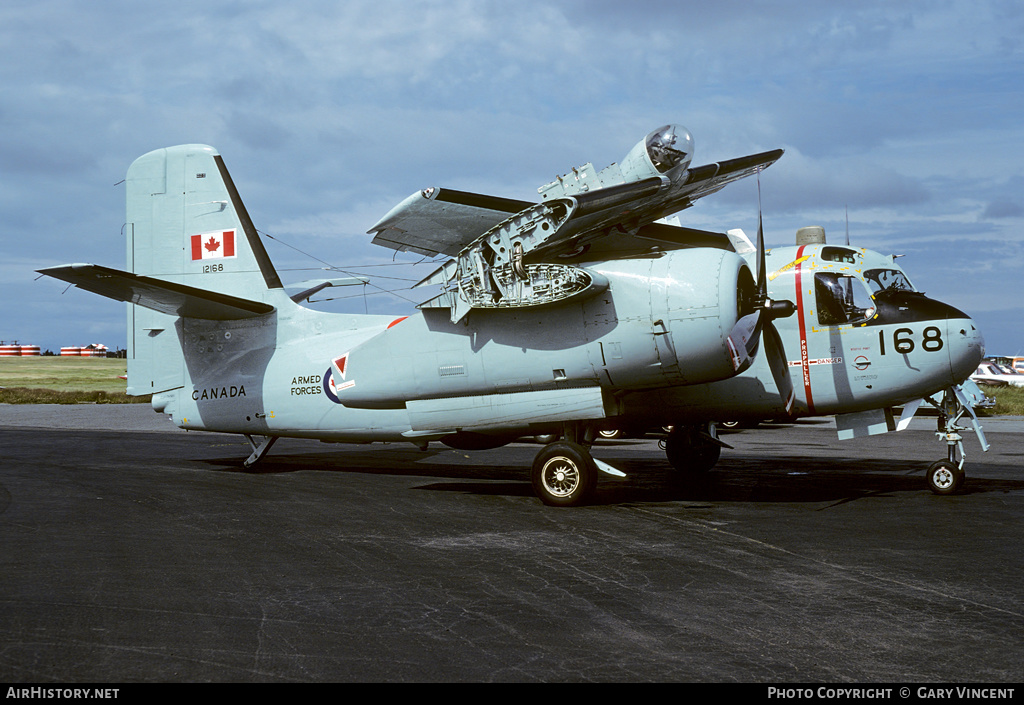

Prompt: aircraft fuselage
[{"left": 159, "top": 241, "right": 982, "bottom": 444}]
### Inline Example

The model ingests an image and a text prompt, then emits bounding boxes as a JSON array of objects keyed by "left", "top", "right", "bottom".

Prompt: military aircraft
[{"left": 39, "top": 124, "right": 987, "bottom": 506}]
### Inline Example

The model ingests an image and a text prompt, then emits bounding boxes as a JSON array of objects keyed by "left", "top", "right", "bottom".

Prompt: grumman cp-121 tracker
[{"left": 41, "top": 124, "right": 988, "bottom": 505}]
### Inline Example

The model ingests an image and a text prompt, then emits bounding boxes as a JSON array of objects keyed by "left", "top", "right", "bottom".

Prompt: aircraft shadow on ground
[{"left": 199, "top": 447, "right": 1024, "bottom": 506}]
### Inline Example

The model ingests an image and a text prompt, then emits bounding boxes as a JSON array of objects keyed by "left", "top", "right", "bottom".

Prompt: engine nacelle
[
  {"left": 619, "top": 124, "right": 694, "bottom": 183},
  {"left": 591, "top": 247, "right": 758, "bottom": 388}
]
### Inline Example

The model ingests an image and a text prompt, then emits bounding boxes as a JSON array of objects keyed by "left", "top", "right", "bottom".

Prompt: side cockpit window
[
  {"left": 814, "top": 273, "right": 876, "bottom": 326},
  {"left": 864, "top": 268, "right": 915, "bottom": 294}
]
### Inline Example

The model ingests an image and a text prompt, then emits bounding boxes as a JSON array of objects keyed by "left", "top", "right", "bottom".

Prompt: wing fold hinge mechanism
[{"left": 415, "top": 199, "right": 609, "bottom": 321}]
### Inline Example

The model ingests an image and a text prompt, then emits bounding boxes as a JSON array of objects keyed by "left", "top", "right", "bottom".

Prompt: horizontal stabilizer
[{"left": 38, "top": 264, "right": 275, "bottom": 320}]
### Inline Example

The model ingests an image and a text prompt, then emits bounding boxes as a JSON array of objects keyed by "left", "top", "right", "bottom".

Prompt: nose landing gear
[
  {"left": 924, "top": 385, "right": 989, "bottom": 495},
  {"left": 926, "top": 459, "right": 964, "bottom": 495}
]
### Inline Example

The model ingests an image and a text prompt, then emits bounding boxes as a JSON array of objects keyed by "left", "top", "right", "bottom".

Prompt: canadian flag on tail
[{"left": 191, "top": 230, "right": 237, "bottom": 261}]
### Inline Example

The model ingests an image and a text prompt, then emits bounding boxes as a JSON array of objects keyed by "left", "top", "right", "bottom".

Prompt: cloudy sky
[{"left": 5, "top": 0, "right": 1023, "bottom": 356}]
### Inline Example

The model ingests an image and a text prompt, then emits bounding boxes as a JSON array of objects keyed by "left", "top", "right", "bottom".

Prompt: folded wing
[{"left": 365, "top": 125, "right": 783, "bottom": 322}]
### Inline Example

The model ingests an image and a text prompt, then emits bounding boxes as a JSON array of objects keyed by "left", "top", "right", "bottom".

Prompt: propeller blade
[
  {"left": 752, "top": 169, "right": 796, "bottom": 410},
  {"left": 726, "top": 310, "right": 762, "bottom": 372},
  {"left": 763, "top": 322, "right": 795, "bottom": 414},
  {"left": 756, "top": 173, "right": 766, "bottom": 299}
]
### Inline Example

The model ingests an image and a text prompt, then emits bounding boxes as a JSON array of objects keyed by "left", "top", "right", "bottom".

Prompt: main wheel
[
  {"left": 531, "top": 441, "right": 597, "bottom": 507},
  {"left": 664, "top": 426, "right": 720, "bottom": 474},
  {"left": 927, "top": 460, "right": 965, "bottom": 495}
]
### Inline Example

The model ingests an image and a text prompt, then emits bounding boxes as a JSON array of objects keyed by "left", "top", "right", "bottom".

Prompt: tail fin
[
  {"left": 40, "top": 145, "right": 285, "bottom": 396},
  {"left": 126, "top": 144, "right": 283, "bottom": 294},
  {"left": 124, "top": 145, "right": 285, "bottom": 395}
]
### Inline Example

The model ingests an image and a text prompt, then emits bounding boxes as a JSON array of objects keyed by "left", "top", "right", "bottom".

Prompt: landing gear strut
[
  {"left": 923, "top": 386, "right": 989, "bottom": 495},
  {"left": 243, "top": 434, "right": 278, "bottom": 469}
]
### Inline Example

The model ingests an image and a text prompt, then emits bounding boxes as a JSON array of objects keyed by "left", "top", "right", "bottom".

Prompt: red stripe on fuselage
[{"left": 792, "top": 245, "right": 815, "bottom": 414}]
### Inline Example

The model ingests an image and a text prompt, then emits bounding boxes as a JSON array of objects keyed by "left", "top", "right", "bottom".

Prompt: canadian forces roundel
[{"left": 323, "top": 368, "right": 342, "bottom": 404}]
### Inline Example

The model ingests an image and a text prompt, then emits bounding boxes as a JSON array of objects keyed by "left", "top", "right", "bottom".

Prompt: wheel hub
[
  {"left": 543, "top": 458, "right": 579, "bottom": 497},
  {"left": 933, "top": 466, "right": 954, "bottom": 489}
]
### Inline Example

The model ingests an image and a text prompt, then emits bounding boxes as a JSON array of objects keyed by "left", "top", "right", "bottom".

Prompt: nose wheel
[{"left": 926, "top": 460, "right": 964, "bottom": 495}]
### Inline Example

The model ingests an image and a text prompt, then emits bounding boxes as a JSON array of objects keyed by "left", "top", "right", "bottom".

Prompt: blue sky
[{"left": 5, "top": 0, "right": 1023, "bottom": 355}]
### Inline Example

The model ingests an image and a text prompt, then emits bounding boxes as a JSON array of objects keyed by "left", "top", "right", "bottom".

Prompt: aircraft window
[
  {"left": 864, "top": 268, "right": 915, "bottom": 294},
  {"left": 820, "top": 247, "right": 859, "bottom": 264},
  {"left": 814, "top": 273, "right": 876, "bottom": 326},
  {"left": 645, "top": 124, "right": 691, "bottom": 173}
]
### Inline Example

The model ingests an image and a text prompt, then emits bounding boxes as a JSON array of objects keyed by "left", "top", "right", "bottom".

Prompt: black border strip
[{"left": 214, "top": 155, "right": 284, "bottom": 290}]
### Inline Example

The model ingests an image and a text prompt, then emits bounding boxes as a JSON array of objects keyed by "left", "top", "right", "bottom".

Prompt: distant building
[
  {"left": 0, "top": 341, "right": 41, "bottom": 357},
  {"left": 59, "top": 344, "right": 109, "bottom": 357}
]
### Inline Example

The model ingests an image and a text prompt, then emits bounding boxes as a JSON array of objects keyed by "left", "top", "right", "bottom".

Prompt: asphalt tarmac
[{"left": 1, "top": 404, "right": 1022, "bottom": 683}]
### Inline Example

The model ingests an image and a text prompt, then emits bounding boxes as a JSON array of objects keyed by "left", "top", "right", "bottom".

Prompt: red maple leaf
[{"left": 204, "top": 236, "right": 220, "bottom": 252}]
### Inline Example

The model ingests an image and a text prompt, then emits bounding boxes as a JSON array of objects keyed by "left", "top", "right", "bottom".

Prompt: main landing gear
[
  {"left": 922, "top": 386, "right": 990, "bottom": 495},
  {"left": 531, "top": 441, "right": 598, "bottom": 507},
  {"left": 661, "top": 423, "right": 729, "bottom": 475},
  {"left": 530, "top": 422, "right": 729, "bottom": 506},
  {"left": 530, "top": 423, "right": 627, "bottom": 507}
]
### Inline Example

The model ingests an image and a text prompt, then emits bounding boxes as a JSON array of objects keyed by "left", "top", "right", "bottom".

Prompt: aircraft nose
[{"left": 947, "top": 315, "right": 985, "bottom": 383}]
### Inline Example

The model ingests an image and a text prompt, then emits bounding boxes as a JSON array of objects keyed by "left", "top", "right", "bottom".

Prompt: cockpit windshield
[{"left": 864, "top": 268, "right": 915, "bottom": 294}]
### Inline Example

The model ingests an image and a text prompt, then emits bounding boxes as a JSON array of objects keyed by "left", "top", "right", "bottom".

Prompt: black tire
[
  {"left": 531, "top": 441, "right": 597, "bottom": 507},
  {"left": 598, "top": 429, "right": 623, "bottom": 439},
  {"left": 927, "top": 460, "right": 965, "bottom": 495},
  {"left": 664, "top": 427, "right": 720, "bottom": 474}
]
